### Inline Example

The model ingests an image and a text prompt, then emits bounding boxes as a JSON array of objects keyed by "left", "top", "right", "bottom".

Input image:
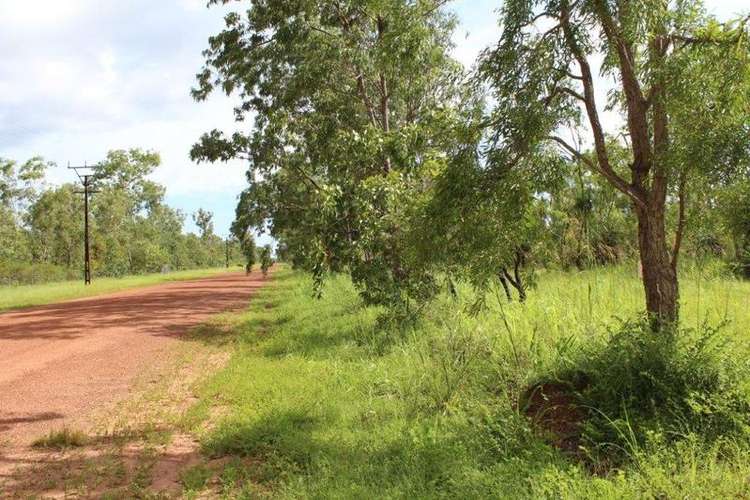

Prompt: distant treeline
[{"left": 0, "top": 149, "right": 240, "bottom": 285}]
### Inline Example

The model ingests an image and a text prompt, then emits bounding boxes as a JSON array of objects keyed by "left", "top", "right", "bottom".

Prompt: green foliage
[
  {"left": 239, "top": 231, "right": 256, "bottom": 273},
  {"left": 0, "top": 149, "right": 232, "bottom": 285},
  {"left": 188, "top": 268, "right": 750, "bottom": 498},
  {"left": 549, "top": 318, "right": 750, "bottom": 465},
  {"left": 0, "top": 156, "right": 48, "bottom": 210},
  {"left": 0, "top": 262, "right": 78, "bottom": 287},
  {"left": 545, "top": 156, "right": 637, "bottom": 270},
  {"left": 720, "top": 179, "right": 750, "bottom": 277},
  {"left": 479, "top": 0, "right": 750, "bottom": 323},
  {"left": 192, "top": 208, "right": 215, "bottom": 240},
  {"left": 259, "top": 244, "right": 273, "bottom": 277},
  {"left": 32, "top": 428, "right": 88, "bottom": 449},
  {"left": 180, "top": 464, "right": 212, "bottom": 494},
  {"left": 193, "top": 0, "right": 477, "bottom": 309},
  {"left": 194, "top": 0, "right": 750, "bottom": 318}
]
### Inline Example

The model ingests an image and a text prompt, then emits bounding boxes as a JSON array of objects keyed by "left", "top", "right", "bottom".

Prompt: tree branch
[
  {"left": 559, "top": 1, "right": 647, "bottom": 210},
  {"left": 290, "top": 163, "right": 322, "bottom": 192},
  {"left": 356, "top": 73, "right": 379, "bottom": 126},
  {"left": 560, "top": 87, "right": 586, "bottom": 102},
  {"left": 590, "top": 0, "right": 653, "bottom": 182},
  {"left": 547, "top": 135, "right": 645, "bottom": 208}
]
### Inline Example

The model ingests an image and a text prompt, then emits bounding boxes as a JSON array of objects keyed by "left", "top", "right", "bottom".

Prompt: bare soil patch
[{"left": 521, "top": 375, "right": 590, "bottom": 455}]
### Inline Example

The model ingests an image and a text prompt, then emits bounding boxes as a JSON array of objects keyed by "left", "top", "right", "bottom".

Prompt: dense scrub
[{"left": 185, "top": 268, "right": 750, "bottom": 498}]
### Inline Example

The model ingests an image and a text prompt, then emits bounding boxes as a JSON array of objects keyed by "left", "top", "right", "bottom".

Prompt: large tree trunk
[{"left": 635, "top": 203, "right": 679, "bottom": 328}]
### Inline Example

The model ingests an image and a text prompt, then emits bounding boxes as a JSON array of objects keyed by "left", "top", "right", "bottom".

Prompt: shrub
[
  {"left": 0, "top": 262, "right": 77, "bottom": 286},
  {"left": 546, "top": 318, "right": 750, "bottom": 464}
]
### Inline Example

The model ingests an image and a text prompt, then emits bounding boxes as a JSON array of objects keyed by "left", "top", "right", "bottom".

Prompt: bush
[
  {"left": 0, "top": 262, "right": 78, "bottom": 286},
  {"left": 549, "top": 318, "right": 750, "bottom": 465}
]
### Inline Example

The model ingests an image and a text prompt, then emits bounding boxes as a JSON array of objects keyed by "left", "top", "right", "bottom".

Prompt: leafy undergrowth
[{"left": 185, "top": 268, "right": 750, "bottom": 499}]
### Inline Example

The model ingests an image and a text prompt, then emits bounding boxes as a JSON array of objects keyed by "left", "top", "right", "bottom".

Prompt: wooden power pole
[{"left": 69, "top": 163, "right": 101, "bottom": 285}]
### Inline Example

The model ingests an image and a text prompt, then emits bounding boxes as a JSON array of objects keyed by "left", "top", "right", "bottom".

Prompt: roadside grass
[
  {"left": 31, "top": 428, "right": 89, "bottom": 450},
  {"left": 183, "top": 266, "right": 750, "bottom": 498},
  {"left": 0, "top": 266, "right": 242, "bottom": 311}
]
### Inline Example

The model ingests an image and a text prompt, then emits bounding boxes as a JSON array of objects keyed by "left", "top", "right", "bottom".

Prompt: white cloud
[
  {"left": 0, "top": 0, "right": 91, "bottom": 30},
  {"left": 0, "top": 1, "right": 245, "bottom": 202}
]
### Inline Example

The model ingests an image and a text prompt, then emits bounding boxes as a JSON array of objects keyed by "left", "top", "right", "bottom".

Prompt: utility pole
[{"left": 69, "top": 163, "right": 101, "bottom": 285}]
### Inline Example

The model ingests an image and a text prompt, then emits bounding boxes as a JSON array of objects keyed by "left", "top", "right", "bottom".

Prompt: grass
[
  {"left": 0, "top": 266, "right": 243, "bottom": 311},
  {"left": 179, "top": 265, "right": 750, "bottom": 498},
  {"left": 32, "top": 428, "right": 89, "bottom": 450},
  {"left": 181, "top": 464, "right": 213, "bottom": 493}
]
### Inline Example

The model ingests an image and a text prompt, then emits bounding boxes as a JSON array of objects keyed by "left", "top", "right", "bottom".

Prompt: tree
[
  {"left": 26, "top": 185, "right": 82, "bottom": 267},
  {"left": 720, "top": 179, "right": 750, "bottom": 277},
  {"left": 191, "top": 0, "right": 473, "bottom": 310},
  {"left": 259, "top": 245, "right": 273, "bottom": 277},
  {"left": 241, "top": 231, "right": 256, "bottom": 274},
  {"left": 481, "top": 0, "right": 750, "bottom": 328},
  {"left": 192, "top": 208, "right": 215, "bottom": 240},
  {"left": 0, "top": 157, "right": 47, "bottom": 211},
  {"left": 413, "top": 134, "right": 551, "bottom": 304},
  {"left": 0, "top": 157, "right": 47, "bottom": 266},
  {"left": 546, "top": 150, "right": 636, "bottom": 270},
  {"left": 92, "top": 149, "right": 176, "bottom": 275},
  {"left": 1, "top": 148, "right": 231, "bottom": 284}
]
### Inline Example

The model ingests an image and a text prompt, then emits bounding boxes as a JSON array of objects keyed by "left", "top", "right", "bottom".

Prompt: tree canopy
[
  {"left": 477, "top": 0, "right": 750, "bottom": 327},
  {"left": 192, "top": 0, "right": 479, "bottom": 310},
  {"left": 193, "top": 0, "right": 750, "bottom": 329}
]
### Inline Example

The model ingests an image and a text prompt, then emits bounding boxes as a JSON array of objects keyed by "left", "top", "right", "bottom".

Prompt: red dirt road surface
[{"left": 0, "top": 271, "right": 265, "bottom": 446}]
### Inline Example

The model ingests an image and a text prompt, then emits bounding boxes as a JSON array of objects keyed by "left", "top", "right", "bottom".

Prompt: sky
[{"left": 1, "top": 0, "right": 747, "bottom": 238}]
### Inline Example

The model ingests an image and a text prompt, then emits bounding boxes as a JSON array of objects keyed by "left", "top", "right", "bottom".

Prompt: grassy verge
[
  {"left": 0, "top": 266, "right": 241, "bottom": 311},
  {"left": 180, "top": 267, "right": 750, "bottom": 498}
]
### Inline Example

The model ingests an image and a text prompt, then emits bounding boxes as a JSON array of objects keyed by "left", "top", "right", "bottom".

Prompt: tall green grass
[
  {"left": 187, "top": 267, "right": 750, "bottom": 498},
  {"left": 0, "top": 267, "right": 240, "bottom": 311}
]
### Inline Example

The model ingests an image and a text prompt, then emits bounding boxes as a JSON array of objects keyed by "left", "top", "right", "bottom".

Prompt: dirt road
[{"left": 0, "top": 271, "right": 266, "bottom": 446}]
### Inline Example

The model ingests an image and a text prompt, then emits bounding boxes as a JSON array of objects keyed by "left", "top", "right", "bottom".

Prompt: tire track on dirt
[{"left": 0, "top": 271, "right": 266, "bottom": 447}]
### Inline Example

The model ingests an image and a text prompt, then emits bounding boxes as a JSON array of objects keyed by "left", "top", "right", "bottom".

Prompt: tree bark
[{"left": 635, "top": 202, "right": 679, "bottom": 328}]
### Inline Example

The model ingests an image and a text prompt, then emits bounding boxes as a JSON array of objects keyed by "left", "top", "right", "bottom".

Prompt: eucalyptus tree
[
  {"left": 0, "top": 157, "right": 47, "bottom": 211},
  {"left": 0, "top": 157, "right": 47, "bottom": 264},
  {"left": 26, "top": 185, "right": 83, "bottom": 267},
  {"left": 413, "top": 135, "right": 552, "bottom": 303},
  {"left": 10, "top": 148, "right": 229, "bottom": 279},
  {"left": 193, "top": 208, "right": 216, "bottom": 240},
  {"left": 191, "top": 0, "right": 472, "bottom": 309},
  {"left": 481, "top": 0, "right": 750, "bottom": 328},
  {"left": 260, "top": 244, "right": 273, "bottom": 277},
  {"left": 240, "top": 230, "right": 256, "bottom": 274}
]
